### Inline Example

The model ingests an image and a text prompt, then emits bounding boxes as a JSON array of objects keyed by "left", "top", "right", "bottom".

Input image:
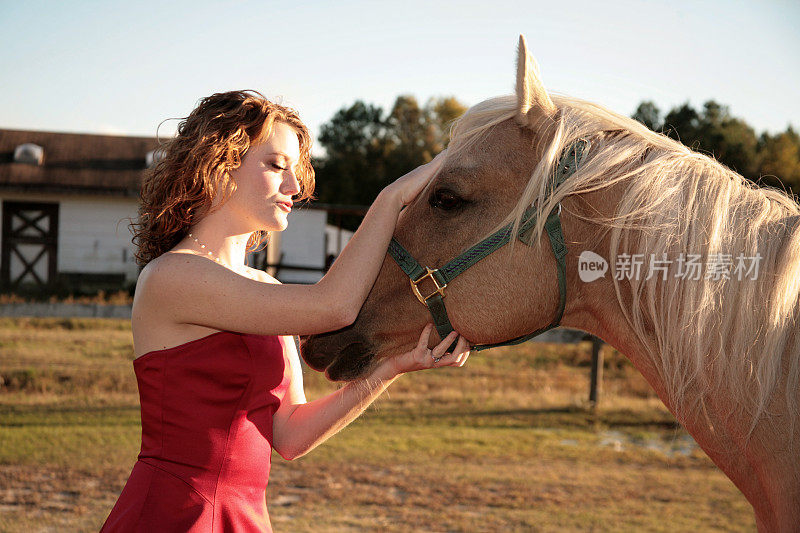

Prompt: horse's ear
[{"left": 515, "top": 35, "right": 557, "bottom": 129}]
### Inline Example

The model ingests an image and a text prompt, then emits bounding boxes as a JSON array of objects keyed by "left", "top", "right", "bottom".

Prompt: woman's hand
[
  {"left": 373, "top": 323, "right": 471, "bottom": 380},
  {"left": 384, "top": 150, "right": 447, "bottom": 206},
  {"left": 272, "top": 323, "right": 468, "bottom": 460}
]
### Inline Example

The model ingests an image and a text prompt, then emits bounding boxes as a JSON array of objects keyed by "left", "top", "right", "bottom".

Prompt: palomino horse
[{"left": 302, "top": 36, "right": 800, "bottom": 530}]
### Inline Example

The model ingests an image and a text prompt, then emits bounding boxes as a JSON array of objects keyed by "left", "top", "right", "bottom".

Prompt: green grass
[{"left": 0, "top": 317, "right": 755, "bottom": 531}]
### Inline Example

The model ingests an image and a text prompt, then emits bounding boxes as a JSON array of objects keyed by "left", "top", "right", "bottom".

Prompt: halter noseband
[{"left": 387, "top": 139, "right": 589, "bottom": 352}]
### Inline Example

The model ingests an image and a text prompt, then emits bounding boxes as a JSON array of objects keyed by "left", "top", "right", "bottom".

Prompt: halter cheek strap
[{"left": 388, "top": 139, "right": 589, "bottom": 352}]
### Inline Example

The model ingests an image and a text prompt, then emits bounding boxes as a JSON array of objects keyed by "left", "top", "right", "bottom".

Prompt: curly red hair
[{"left": 130, "top": 90, "right": 315, "bottom": 267}]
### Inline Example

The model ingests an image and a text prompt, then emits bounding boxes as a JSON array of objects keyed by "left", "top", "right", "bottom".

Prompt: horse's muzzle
[{"left": 300, "top": 330, "right": 375, "bottom": 381}]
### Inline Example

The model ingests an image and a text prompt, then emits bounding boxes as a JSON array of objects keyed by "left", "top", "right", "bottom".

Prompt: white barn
[{"left": 0, "top": 129, "right": 354, "bottom": 294}]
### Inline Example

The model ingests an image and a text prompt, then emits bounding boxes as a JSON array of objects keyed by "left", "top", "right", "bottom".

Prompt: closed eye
[{"left": 271, "top": 163, "right": 287, "bottom": 171}]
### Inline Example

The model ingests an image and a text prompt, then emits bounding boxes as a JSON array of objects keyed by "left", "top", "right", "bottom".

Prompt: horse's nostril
[
  {"left": 303, "top": 352, "right": 329, "bottom": 372},
  {"left": 300, "top": 336, "right": 333, "bottom": 371},
  {"left": 299, "top": 333, "right": 375, "bottom": 381}
]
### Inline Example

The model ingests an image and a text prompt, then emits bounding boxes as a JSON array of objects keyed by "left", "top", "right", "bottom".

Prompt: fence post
[{"left": 589, "top": 336, "right": 604, "bottom": 409}]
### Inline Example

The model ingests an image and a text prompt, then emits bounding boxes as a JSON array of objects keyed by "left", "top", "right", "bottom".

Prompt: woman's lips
[{"left": 276, "top": 201, "right": 292, "bottom": 212}]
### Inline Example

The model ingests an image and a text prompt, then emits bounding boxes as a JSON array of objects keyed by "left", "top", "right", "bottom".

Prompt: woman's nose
[{"left": 282, "top": 170, "right": 301, "bottom": 196}]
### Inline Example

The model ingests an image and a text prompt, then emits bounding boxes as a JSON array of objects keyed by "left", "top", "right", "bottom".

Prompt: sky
[{"left": 1, "top": 0, "right": 798, "bottom": 155}]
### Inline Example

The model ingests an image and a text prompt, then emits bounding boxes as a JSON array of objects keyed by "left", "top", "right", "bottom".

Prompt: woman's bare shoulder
[
  {"left": 141, "top": 250, "right": 200, "bottom": 274},
  {"left": 132, "top": 253, "right": 230, "bottom": 356},
  {"left": 245, "top": 266, "right": 280, "bottom": 284},
  {"left": 134, "top": 252, "right": 214, "bottom": 309},
  {"left": 142, "top": 251, "right": 236, "bottom": 279}
]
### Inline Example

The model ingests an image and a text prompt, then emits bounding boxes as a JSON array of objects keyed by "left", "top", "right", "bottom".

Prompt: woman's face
[{"left": 227, "top": 121, "right": 302, "bottom": 232}]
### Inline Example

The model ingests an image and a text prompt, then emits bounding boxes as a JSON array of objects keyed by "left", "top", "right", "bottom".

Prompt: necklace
[{"left": 187, "top": 232, "right": 245, "bottom": 275}]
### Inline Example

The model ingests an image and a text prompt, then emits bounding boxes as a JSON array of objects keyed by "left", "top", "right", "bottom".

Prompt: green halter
[{"left": 387, "top": 139, "right": 589, "bottom": 352}]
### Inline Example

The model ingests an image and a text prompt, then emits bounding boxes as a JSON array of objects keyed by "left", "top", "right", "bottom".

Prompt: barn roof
[{"left": 0, "top": 128, "right": 159, "bottom": 197}]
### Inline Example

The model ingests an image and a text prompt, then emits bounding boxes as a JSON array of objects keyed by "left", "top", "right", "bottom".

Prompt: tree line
[
  {"left": 313, "top": 95, "right": 799, "bottom": 224},
  {"left": 633, "top": 100, "right": 800, "bottom": 193},
  {"left": 312, "top": 95, "right": 466, "bottom": 210}
]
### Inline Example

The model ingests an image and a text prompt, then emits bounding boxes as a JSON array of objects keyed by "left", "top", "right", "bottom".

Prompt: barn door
[{"left": 1, "top": 201, "right": 59, "bottom": 291}]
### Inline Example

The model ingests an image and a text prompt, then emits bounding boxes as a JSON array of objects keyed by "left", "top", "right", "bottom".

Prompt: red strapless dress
[{"left": 101, "top": 331, "right": 291, "bottom": 532}]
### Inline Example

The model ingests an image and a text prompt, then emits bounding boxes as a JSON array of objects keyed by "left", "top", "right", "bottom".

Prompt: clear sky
[{"left": 2, "top": 0, "right": 798, "bottom": 154}]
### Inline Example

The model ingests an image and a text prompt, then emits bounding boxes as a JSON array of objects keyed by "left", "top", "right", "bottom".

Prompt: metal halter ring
[{"left": 410, "top": 267, "right": 446, "bottom": 305}]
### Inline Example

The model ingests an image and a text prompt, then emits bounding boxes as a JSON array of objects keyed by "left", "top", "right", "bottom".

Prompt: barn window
[{"left": 14, "top": 143, "right": 44, "bottom": 165}]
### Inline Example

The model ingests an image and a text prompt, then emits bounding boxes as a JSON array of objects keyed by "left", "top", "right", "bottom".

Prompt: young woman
[{"left": 100, "top": 90, "right": 470, "bottom": 532}]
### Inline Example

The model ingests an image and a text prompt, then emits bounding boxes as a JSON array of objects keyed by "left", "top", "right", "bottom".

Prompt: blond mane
[{"left": 448, "top": 93, "right": 800, "bottom": 434}]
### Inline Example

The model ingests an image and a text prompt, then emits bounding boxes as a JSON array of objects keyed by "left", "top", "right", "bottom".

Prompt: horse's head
[
  {"left": 303, "top": 36, "right": 607, "bottom": 380},
  {"left": 299, "top": 37, "right": 800, "bottom": 528}
]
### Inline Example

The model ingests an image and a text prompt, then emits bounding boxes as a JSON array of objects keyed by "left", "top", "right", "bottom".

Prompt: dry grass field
[{"left": 0, "top": 317, "right": 755, "bottom": 532}]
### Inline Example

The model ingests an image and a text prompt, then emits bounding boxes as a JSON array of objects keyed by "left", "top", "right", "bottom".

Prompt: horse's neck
[{"left": 560, "top": 241, "right": 799, "bottom": 527}]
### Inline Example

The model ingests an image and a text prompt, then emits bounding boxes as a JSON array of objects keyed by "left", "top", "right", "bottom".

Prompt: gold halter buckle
[{"left": 410, "top": 267, "right": 447, "bottom": 305}]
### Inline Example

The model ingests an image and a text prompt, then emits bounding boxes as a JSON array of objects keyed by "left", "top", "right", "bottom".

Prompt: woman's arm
[
  {"left": 140, "top": 153, "right": 445, "bottom": 337},
  {"left": 271, "top": 324, "right": 470, "bottom": 460}
]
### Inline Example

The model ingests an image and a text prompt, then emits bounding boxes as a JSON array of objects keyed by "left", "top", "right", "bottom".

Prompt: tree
[
  {"left": 632, "top": 101, "right": 662, "bottom": 131},
  {"left": 636, "top": 100, "right": 798, "bottom": 198},
  {"left": 314, "top": 101, "right": 390, "bottom": 207},
  {"left": 661, "top": 101, "right": 759, "bottom": 179},
  {"left": 383, "top": 94, "right": 468, "bottom": 180},
  {"left": 429, "top": 96, "right": 467, "bottom": 148},
  {"left": 384, "top": 95, "right": 430, "bottom": 178},
  {"left": 315, "top": 95, "right": 467, "bottom": 216},
  {"left": 696, "top": 101, "right": 758, "bottom": 178},
  {"left": 662, "top": 102, "right": 702, "bottom": 148},
  {"left": 757, "top": 127, "right": 800, "bottom": 193}
]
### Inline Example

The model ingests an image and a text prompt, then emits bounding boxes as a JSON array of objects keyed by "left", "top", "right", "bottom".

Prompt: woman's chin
[{"left": 261, "top": 216, "right": 289, "bottom": 232}]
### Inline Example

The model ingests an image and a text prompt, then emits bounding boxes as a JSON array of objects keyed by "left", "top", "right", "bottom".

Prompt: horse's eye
[{"left": 430, "top": 189, "right": 463, "bottom": 211}]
